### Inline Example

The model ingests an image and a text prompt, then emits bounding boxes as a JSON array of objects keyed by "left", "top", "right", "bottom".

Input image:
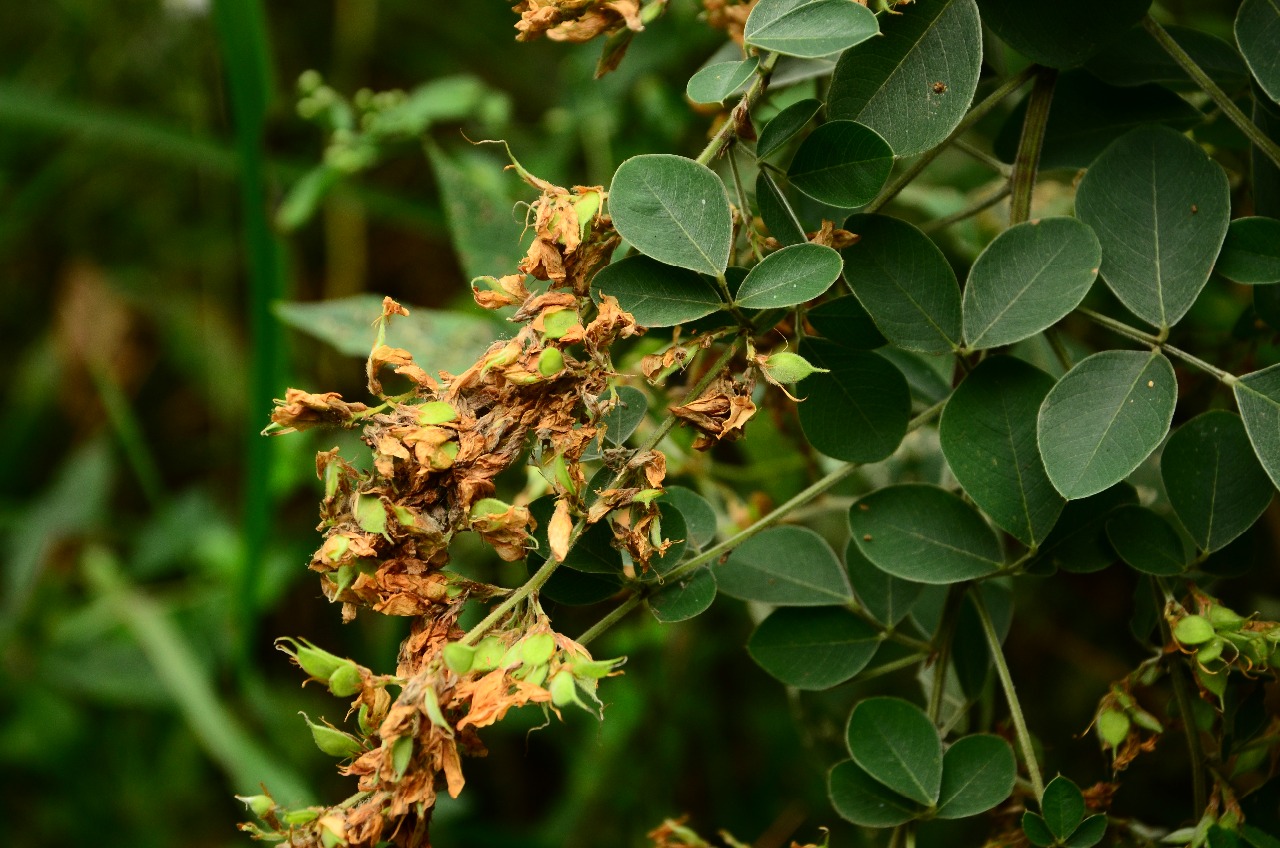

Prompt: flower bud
[
  {"left": 762, "top": 351, "right": 828, "bottom": 384},
  {"left": 1096, "top": 709, "right": 1130, "bottom": 749},
  {"left": 520, "top": 633, "right": 556, "bottom": 666},
  {"left": 542, "top": 309, "right": 578, "bottom": 340},
  {"left": 416, "top": 401, "right": 458, "bottom": 425},
  {"left": 537, "top": 348, "right": 565, "bottom": 377},
  {"left": 1207, "top": 605, "right": 1246, "bottom": 631},
  {"left": 1196, "top": 637, "right": 1226, "bottom": 665},
  {"left": 472, "top": 636, "right": 507, "bottom": 673},
  {"left": 300, "top": 713, "right": 365, "bottom": 759},
  {"left": 549, "top": 669, "right": 583, "bottom": 708},
  {"left": 391, "top": 735, "right": 414, "bottom": 778},
  {"left": 569, "top": 656, "right": 625, "bottom": 679},
  {"left": 238, "top": 794, "right": 276, "bottom": 818},
  {"left": 327, "top": 662, "right": 363, "bottom": 698},
  {"left": 277, "top": 637, "right": 346, "bottom": 681},
  {"left": 1173, "top": 614, "right": 1215, "bottom": 646},
  {"left": 443, "top": 643, "right": 475, "bottom": 674}
]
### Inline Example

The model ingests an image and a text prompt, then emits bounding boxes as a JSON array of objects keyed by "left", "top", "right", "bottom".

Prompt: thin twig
[
  {"left": 923, "top": 184, "right": 1011, "bottom": 234},
  {"left": 1008, "top": 67, "right": 1057, "bottom": 226},
  {"left": 1155, "top": 577, "right": 1209, "bottom": 813},
  {"left": 1077, "top": 308, "right": 1237, "bottom": 384}
]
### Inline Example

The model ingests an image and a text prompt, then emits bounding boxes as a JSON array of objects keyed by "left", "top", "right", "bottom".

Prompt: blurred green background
[{"left": 3, "top": 1, "right": 1278, "bottom": 846}]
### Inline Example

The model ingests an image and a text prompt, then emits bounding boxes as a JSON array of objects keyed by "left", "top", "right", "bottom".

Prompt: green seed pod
[
  {"left": 320, "top": 824, "right": 347, "bottom": 848},
  {"left": 762, "top": 351, "right": 829, "bottom": 384},
  {"left": 551, "top": 453, "right": 577, "bottom": 496},
  {"left": 281, "top": 808, "right": 320, "bottom": 826},
  {"left": 1197, "top": 664, "right": 1228, "bottom": 699},
  {"left": 443, "top": 643, "right": 475, "bottom": 675},
  {"left": 1130, "top": 707, "right": 1164, "bottom": 734},
  {"left": 1096, "top": 709, "right": 1130, "bottom": 749},
  {"left": 300, "top": 713, "right": 365, "bottom": 759},
  {"left": 353, "top": 493, "right": 388, "bottom": 535},
  {"left": 542, "top": 309, "right": 578, "bottom": 340},
  {"left": 572, "top": 191, "right": 602, "bottom": 239},
  {"left": 549, "top": 669, "right": 581, "bottom": 708},
  {"left": 422, "top": 688, "right": 452, "bottom": 734},
  {"left": 537, "top": 347, "right": 565, "bottom": 377},
  {"left": 238, "top": 794, "right": 276, "bottom": 818},
  {"left": 416, "top": 401, "right": 458, "bottom": 425},
  {"left": 278, "top": 638, "right": 346, "bottom": 682},
  {"left": 357, "top": 704, "right": 375, "bottom": 737},
  {"left": 391, "top": 735, "right": 414, "bottom": 778},
  {"left": 1207, "top": 605, "right": 1247, "bottom": 632},
  {"left": 524, "top": 663, "right": 550, "bottom": 688},
  {"left": 472, "top": 636, "right": 506, "bottom": 673},
  {"left": 520, "top": 633, "right": 557, "bottom": 666},
  {"left": 1196, "top": 637, "right": 1226, "bottom": 666},
  {"left": 570, "top": 657, "right": 624, "bottom": 679},
  {"left": 430, "top": 441, "right": 459, "bottom": 471},
  {"left": 327, "top": 662, "right": 363, "bottom": 698},
  {"left": 1173, "top": 614, "right": 1215, "bottom": 646}
]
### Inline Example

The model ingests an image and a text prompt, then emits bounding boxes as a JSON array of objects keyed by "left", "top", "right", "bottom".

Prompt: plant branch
[
  {"left": 1008, "top": 67, "right": 1057, "bottom": 226},
  {"left": 1144, "top": 15, "right": 1280, "bottom": 172},
  {"left": 972, "top": 586, "right": 1045, "bottom": 800},
  {"left": 577, "top": 592, "right": 643, "bottom": 647},
  {"left": 1156, "top": 578, "right": 1209, "bottom": 813},
  {"left": 954, "top": 139, "right": 1012, "bottom": 176},
  {"left": 867, "top": 66, "right": 1036, "bottom": 214},
  {"left": 922, "top": 184, "right": 1011, "bottom": 234},
  {"left": 927, "top": 584, "right": 967, "bottom": 724},
  {"left": 696, "top": 52, "right": 780, "bottom": 166},
  {"left": 1077, "top": 308, "right": 1237, "bottom": 384}
]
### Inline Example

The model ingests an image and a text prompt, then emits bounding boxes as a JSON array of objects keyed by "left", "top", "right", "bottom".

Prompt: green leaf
[
  {"left": 1237, "top": 0, "right": 1280, "bottom": 104},
  {"left": 993, "top": 71, "right": 1204, "bottom": 171},
  {"left": 827, "top": 0, "right": 983, "bottom": 156},
  {"left": 1040, "top": 774, "right": 1086, "bottom": 841},
  {"left": 1243, "top": 824, "right": 1280, "bottom": 848},
  {"left": 426, "top": 145, "right": 527, "bottom": 281},
  {"left": 1037, "top": 350, "right": 1177, "bottom": 500},
  {"left": 274, "top": 295, "right": 496, "bottom": 375},
  {"left": 841, "top": 214, "right": 962, "bottom": 353},
  {"left": 962, "top": 218, "right": 1101, "bottom": 350},
  {"left": 1027, "top": 483, "right": 1138, "bottom": 574},
  {"left": 1075, "top": 125, "right": 1231, "bottom": 330},
  {"left": 847, "top": 539, "right": 923, "bottom": 627},
  {"left": 1104, "top": 506, "right": 1187, "bottom": 576},
  {"left": 744, "top": 0, "right": 880, "bottom": 59},
  {"left": 975, "top": 0, "right": 1152, "bottom": 69},
  {"left": 829, "top": 759, "right": 923, "bottom": 828},
  {"left": 660, "top": 486, "right": 718, "bottom": 548},
  {"left": 880, "top": 347, "right": 955, "bottom": 405},
  {"left": 846, "top": 696, "right": 943, "bottom": 806},
  {"left": 599, "top": 385, "right": 648, "bottom": 446},
  {"left": 935, "top": 734, "right": 1017, "bottom": 819},
  {"left": 527, "top": 498, "right": 622, "bottom": 574},
  {"left": 686, "top": 57, "right": 759, "bottom": 104},
  {"left": 1235, "top": 363, "right": 1280, "bottom": 490},
  {"left": 650, "top": 503, "right": 689, "bottom": 575},
  {"left": 756, "top": 98, "right": 823, "bottom": 160},
  {"left": 608, "top": 154, "right": 732, "bottom": 275},
  {"left": 1022, "top": 812, "right": 1056, "bottom": 847},
  {"left": 939, "top": 356, "right": 1064, "bottom": 546},
  {"left": 736, "top": 243, "right": 842, "bottom": 309},
  {"left": 806, "top": 295, "right": 887, "bottom": 349},
  {"left": 1217, "top": 217, "right": 1280, "bottom": 284},
  {"left": 541, "top": 568, "right": 622, "bottom": 606},
  {"left": 591, "top": 255, "right": 725, "bottom": 327},
  {"left": 1086, "top": 25, "right": 1249, "bottom": 90},
  {"left": 647, "top": 567, "right": 717, "bottom": 623},
  {"left": 747, "top": 607, "right": 880, "bottom": 689},
  {"left": 717, "top": 525, "right": 853, "bottom": 605},
  {"left": 755, "top": 170, "right": 808, "bottom": 246},
  {"left": 1162, "top": 410, "right": 1275, "bottom": 552},
  {"left": 797, "top": 339, "right": 911, "bottom": 463},
  {"left": 849, "top": 484, "right": 1003, "bottom": 584},
  {"left": 788, "top": 121, "right": 894, "bottom": 208},
  {"left": 1065, "top": 815, "right": 1108, "bottom": 848}
]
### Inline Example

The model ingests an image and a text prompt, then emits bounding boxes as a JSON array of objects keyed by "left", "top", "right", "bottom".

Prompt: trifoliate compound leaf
[
  {"left": 599, "top": 385, "right": 648, "bottom": 446},
  {"left": 647, "top": 567, "right": 717, "bottom": 623},
  {"left": 1234, "top": 363, "right": 1280, "bottom": 491},
  {"left": 1104, "top": 506, "right": 1187, "bottom": 576},
  {"left": 1037, "top": 350, "right": 1177, "bottom": 500},
  {"left": 1040, "top": 775, "right": 1086, "bottom": 841},
  {"left": 827, "top": 0, "right": 983, "bottom": 156},
  {"left": 846, "top": 539, "right": 923, "bottom": 627},
  {"left": 609, "top": 154, "right": 732, "bottom": 276},
  {"left": 1028, "top": 482, "right": 1138, "bottom": 574},
  {"left": 660, "top": 486, "right": 718, "bottom": 548},
  {"left": 686, "top": 57, "right": 759, "bottom": 104},
  {"left": 755, "top": 170, "right": 808, "bottom": 246},
  {"left": 756, "top": 98, "right": 823, "bottom": 160},
  {"left": 1217, "top": 217, "right": 1280, "bottom": 284},
  {"left": 806, "top": 295, "right": 887, "bottom": 349},
  {"left": 935, "top": 734, "right": 1017, "bottom": 819},
  {"left": 1236, "top": 0, "right": 1280, "bottom": 104},
  {"left": 1075, "top": 126, "right": 1231, "bottom": 330},
  {"left": 829, "top": 759, "right": 923, "bottom": 828}
]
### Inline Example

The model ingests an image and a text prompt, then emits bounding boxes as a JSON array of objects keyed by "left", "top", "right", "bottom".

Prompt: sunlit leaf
[{"left": 744, "top": 0, "right": 879, "bottom": 59}]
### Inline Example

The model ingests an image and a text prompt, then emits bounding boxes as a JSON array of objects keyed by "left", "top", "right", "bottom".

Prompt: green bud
[
  {"left": 572, "top": 191, "right": 602, "bottom": 239},
  {"left": 357, "top": 704, "right": 375, "bottom": 736},
  {"left": 1196, "top": 637, "right": 1226, "bottom": 666},
  {"left": 327, "top": 662, "right": 363, "bottom": 698},
  {"left": 238, "top": 794, "right": 276, "bottom": 818},
  {"left": 320, "top": 825, "right": 346, "bottom": 848},
  {"left": 1207, "top": 605, "right": 1247, "bottom": 632},
  {"left": 1096, "top": 709, "right": 1130, "bottom": 748},
  {"left": 1174, "top": 614, "right": 1215, "bottom": 646},
  {"left": 523, "top": 663, "right": 550, "bottom": 688},
  {"left": 498, "top": 641, "right": 524, "bottom": 670},
  {"left": 470, "top": 498, "right": 512, "bottom": 520},
  {"left": 537, "top": 347, "right": 565, "bottom": 377},
  {"left": 551, "top": 453, "right": 577, "bottom": 495},
  {"left": 763, "top": 351, "right": 828, "bottom": 383},
  {"left": 542, "top": 309, "right": 578, "bottom": 340},
  {"left": 520, "top": 633, "right": 557, "bottom": 666},
  {"left": 570, "top": 657, "right": 625, "bottom": 679},
  {"left": 300, "top": 713, "right": 365, "bottom": 759},
  {"left": 422, "top": 688, "right": 453, "bottom": 735},
  {"left": 443, "top": 643, "right": 475, "bottom": 674},
  {"left": 277, "top": 637, "right": 345, "bottom": 681},
  {"left": 281, "top": 808, "right": 320, "bottom": 826},
  {"left": 353, "top": 493, "right": 388, "bottom": 535},
  {"left": 1130, "top": 707, "right": 1164, "bottom": 734},
  {"left": 429, "top": 441, "right": 459, "bottom": 471},
  {"left": 472, "top": 636, "right": 506, "bottom": 673},
  {"left": 334, "top": 563, "right": 358, "bottom": 593},
  {"left": 323, "top": 459, "right": 341, "bottom": 501},
  {"left": 391, "top": 735, "right": 414, "bottom": 778},
  {"left": 416, "top": 401, "right": 458, "bottom": 425},
  {"left": 1197, "top": 663, "right": 1227, "bottom": 699},
  {"left": 549, "top": 669, "right": 582, "bottom": 708}
]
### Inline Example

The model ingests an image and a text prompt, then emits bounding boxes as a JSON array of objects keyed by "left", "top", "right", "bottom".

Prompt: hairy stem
[
  {"left": 973, "top": 586, "right": 1045, "bottom": 800},
  {"left": 1077, "top": 308, "right": 1237, "bottom": 384},
  {"left": 577, "top": 592, "right": 643, "bottom": 646},
  {"left": 695, "top": 52, "right": 780, "bottom": 166},
  {"left": 1007, "top": 67, "right": 1057, "bottom": 226},
  {"left": 867, "top": 66, "right": 1036, "bottom": 214},
  {"left": 1144, "top": 15, "right": 1280, "bottom": 172}
]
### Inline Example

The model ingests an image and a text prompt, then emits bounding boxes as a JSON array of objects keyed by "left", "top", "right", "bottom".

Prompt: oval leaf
[
  {"left": 847, "top": 539, "right": 923, "bottom": 627},
  {"left": 846, "top": 696, "right": 943, "bottom": 806},
  {"left": 737, "top": 244, "right": 842, "bottom": 310},
  {"left": 717, "top": 525, "right": 853, "bottom": 606},
  {"left": 841, "top": 213, "right": 963, "bottom": 353},
  {"left": 1162, "top": 410, "right": 1274, "bottom": 552},
  {"left": 806, "top": 295, "right": 887, "bottom": 349},
  {"left": 608, "top": 154, "right": 732, "bottom": 276},
  {"left": 797, "top": 340, "right": 911, "bottom": 463},
  {"left": 1037, "top": 350, "right": 1177, "bottom": 500},
  {"left": 1075, "top": 126, "right": 1231, "bottom": 330},
  {"left": 1040, "top": 774, "right": 1086, "bottom": 841},
  {"left": 647, "top": 567, "right": 717, "bottom": 623},
  {"left": 1027, "top": 483, "right": 1138, "bottom": 574},
  {"left": 935, "top": 734, "right": 1017, "bottom": 819},
  {"left": 756, "top": 98, "right": 823, "bottom": 160},
  {"left": 827, "top": 0, "right": 983, "bottom": 156},
  {"left": 962, "top": 218, "right": 1101, "bottom": 350},
  {"left": 541, "top": 568, "right": 622, "bottom": 606},
  {"left": 1236, "top": 0, "right": 1280, "bottom": 104},
  {"left": 755, "top": 170, "right": 808, "bottom": 247},
  {"left": 591, "top": 255, "right": 724, "bottom": 327},
  {"left": 1086, "top": 25, "right": 1249, "bottom": 90},
  {"left": 1104, "top": 505, "right": 1187, "bottom": 576},
  {"left": 660, "top": 486, "right": 718, "bottom": 548},
  {"left": 1234, "top": 363, "right": 1280, "bottom": 491},
  {"left": 599, "top": 385, "right": 648, "bottom": 446},
  {"left": 686, "top": 57, "right": 759, "bottom": 105},
  {"left": 849, "top": 484, "right": 1003, "bottom": 584},
  {"left": 1217, "top": 217, "right": 1280, "bottom": 284},
  {"left": 940, "top": 356, "right": 1064, "bottom": 546},
  {"left": 829, "top": 759, "right": 922, "bottom": 828},
  {"left": 748, "top": 607, "right": 880, "bottom": 689},
  {"left": 788, "top": 121, "right": 894, "bottom": 208},
  {"left": 744, "top": 0, "right": 880, "bottom": 59},
  {"left": 976, "top": 0, "right": 1152, "bottom": 69}
]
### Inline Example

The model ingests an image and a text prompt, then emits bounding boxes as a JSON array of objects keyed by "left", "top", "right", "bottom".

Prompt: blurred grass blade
[
  {"left": 88, "top": 360, "right": 165, "bottom": 509},
  {"left": 82, "top": 547, "right": 313, "bottom": 805}
]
